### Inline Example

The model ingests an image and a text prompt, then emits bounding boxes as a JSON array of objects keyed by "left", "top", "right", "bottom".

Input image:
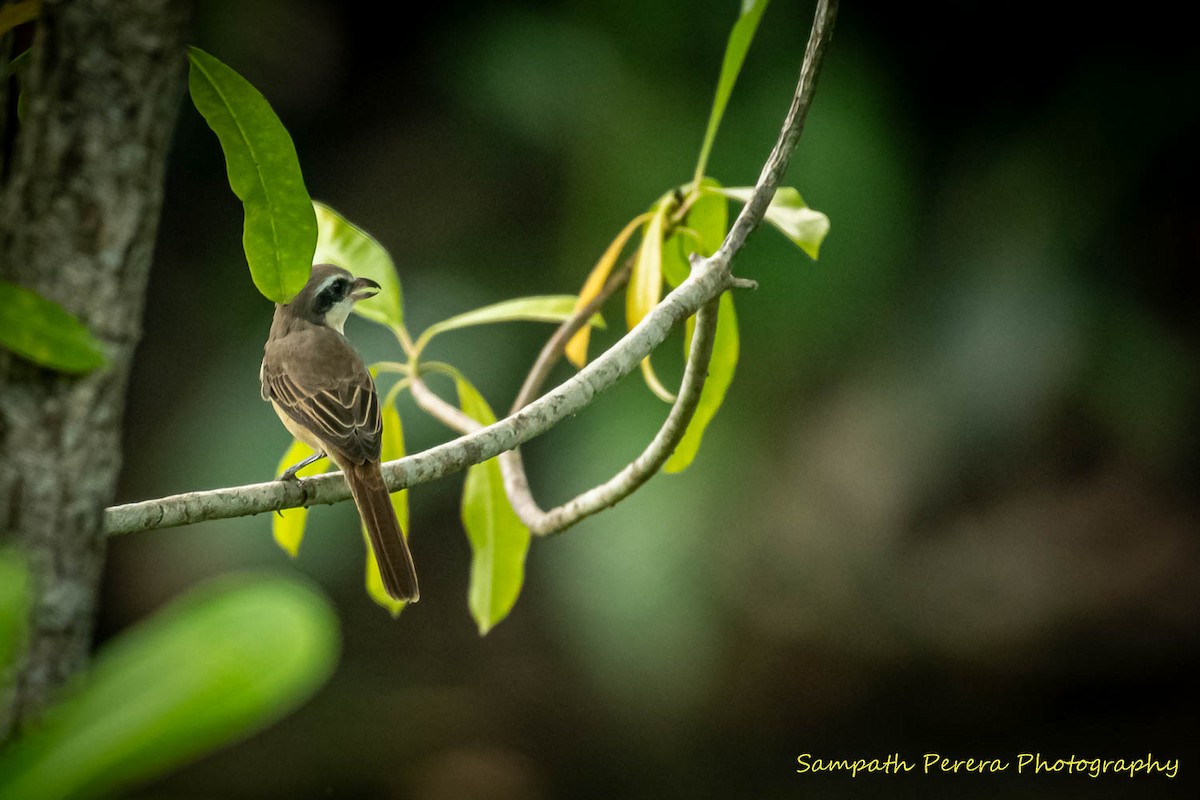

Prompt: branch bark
[
  {"left": 0, "top": 0, "right": 190, "bottom": 739},
  {"left": 102, "top": 0, "right": 839, "bottom": 537}
]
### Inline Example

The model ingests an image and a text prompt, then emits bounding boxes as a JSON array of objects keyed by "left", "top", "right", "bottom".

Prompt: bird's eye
[{"left": 333, "top": 279, "right": 348, "bottom": 295}]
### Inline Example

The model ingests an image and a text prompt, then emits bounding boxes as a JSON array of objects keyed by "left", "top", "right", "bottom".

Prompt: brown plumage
[{"left": 261, "top": 264, "right": 419, "bottom": 602}]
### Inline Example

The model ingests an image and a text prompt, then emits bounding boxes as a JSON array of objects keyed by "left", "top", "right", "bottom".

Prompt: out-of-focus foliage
[
  {"left": 0, "top": 554, "right": 30, "bottom": 674},
  {"left": 0, "top": 574, "right": 338, "bottom": 799},
  {"left": 0, "top": 281, "right": 106, "bottom": 373}
]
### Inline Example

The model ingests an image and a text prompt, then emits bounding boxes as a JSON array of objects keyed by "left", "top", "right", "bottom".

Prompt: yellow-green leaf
[
  {"left": 0, "top": 280, "right": 107, "bottom": 373},
  {"left": 417, "top": 295, "right": 604, "bottom": 354},
  {"left": 0, "top": 574, "right": 338, "bottom": 800},
  {"left": 565, "top": 212, "right": 651, "bottom": 368},
  {"left": 666, "top": 292, "right": 739, "bottom": 473},
  {"left": 362, "top": 402, "right": 409, "bottom": 616},
  {"left": 711, "top": 185, "right": 829, "bottom": 259},
  {"left": 187, "top": 47, "right": 316, "bottom": 303},
  {"left": 626, "top": 205, "right": 668, "bottom": 331},
  {"left": 271, "top": 440, "right": 330, "bottom": 558},
  {"left": 313, "top": 201, "right": 404, "bottom": 329},
  {"left": 456, "top": 378, "right": 531, "bottom": 635}
]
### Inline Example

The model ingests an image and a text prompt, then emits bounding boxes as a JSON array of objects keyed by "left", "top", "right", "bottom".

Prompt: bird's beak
[{"left": 350, "top": 277, "right": 381, "bottom": 301}]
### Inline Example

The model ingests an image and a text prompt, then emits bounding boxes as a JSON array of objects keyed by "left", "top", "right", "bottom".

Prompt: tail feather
[{"left": 345, "top": 461, "right": 420, "bottom": 602}]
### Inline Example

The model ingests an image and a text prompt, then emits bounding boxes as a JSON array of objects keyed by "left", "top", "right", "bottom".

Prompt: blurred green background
[{"left": 104, "top": 1, "right": 1198, "bottom": 797}]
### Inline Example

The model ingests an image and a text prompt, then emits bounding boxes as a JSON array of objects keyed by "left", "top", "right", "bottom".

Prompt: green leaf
[
  {"left": 312, "top": 201, "right": 404, "bottom": 329},
  {"left": 0, "top": 574, "right": 338, "bottom": 800},
  {"left": 187, "top": 47, "right": 316, "bottom": 303},
  {"left": 711, "top": 185, "right": 830, "bottom": 259},
  {"left": 418, "top": 295, "right": 604, "bottom": 353},
  {"left": 270, "top": 439, "right": 330, "bottom": 558},
  {"left": 691, "top": 0, "right": 771, "bottom": 186},
  {"left": 0, "top": 553, "right": 30, "bottom": 673},
  {"left": 663, "top": 179, "right": 728, "bottom": 288},
  {"left": 0, "top": 280, "right": 106, "bottom": 373},
  {"left": 456, "top": 378, "right": 531, "bottom": 635},
  {"left": 666, "top": 292, "right": 739, "bottom": 473},
  {"left": 362, "top": 401, "right": 409, "bottom": 617}
]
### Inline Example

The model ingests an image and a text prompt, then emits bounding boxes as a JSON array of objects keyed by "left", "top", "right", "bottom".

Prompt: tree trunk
[{"left": 0, "top": 0, "right": 189, "bottom": 740}]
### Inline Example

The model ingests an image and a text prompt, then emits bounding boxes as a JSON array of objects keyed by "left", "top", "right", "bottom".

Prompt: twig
[
  {"left": 102, "top": 0, "right": 839, "bottom": 536},
  {"left": 501, "top": 297, "right": 718, "bottom": 534}
]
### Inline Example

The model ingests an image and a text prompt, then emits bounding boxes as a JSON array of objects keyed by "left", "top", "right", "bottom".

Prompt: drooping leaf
[
  {"left": 626, "top": 205, "right": 668, "bottom": 331},
  {"left": 362, "top": 401, "right": 409, "bottom": 617},
  {"left": 312, "top": 201, "right": 404, "bottom": 330},
  {"left": 456, "top": 378, "right": 531, "bottom": 635},
  {"left": 666, "top": 292, "right": 739, "bottom": 473},
  {"left": 627, "top": 205, "right": 673, "bottom": 401},
  {"left": 418, "top": 295, "right": 604, "bottom": 353},
  {"left": 565, "top": 212, "right": 651, "bottom": 368},
  {"left": 270, "top": 439, "right": 330, "bottom": 558},
  {"left": 711, "top": 185, "right": 829, "bottom": 259},
  {"left": 0, "top": 554, "right": 29, "bottom": 673},
  {"left": 691, "top": 0, "right": 771, "bottom": 185},
  {"left": 0, "top": 574, "right": 338, "bottom": 800},
  {"left": 187, "top": 47, "right": 316, "bottom": 303},
  {"left": 0, "top": 280, "right": 106, "bottom": 373}
]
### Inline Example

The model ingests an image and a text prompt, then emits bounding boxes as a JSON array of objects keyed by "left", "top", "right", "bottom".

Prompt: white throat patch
[{"left": 325, "top": 296, "right": 355, "bottom": 334}]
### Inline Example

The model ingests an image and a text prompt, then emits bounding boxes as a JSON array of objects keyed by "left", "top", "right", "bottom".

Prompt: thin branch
[
  {"left": 103, "top": 0, "right": 839, "bottom": 536},
  {"left": 501, "top": 296, "right": 718, "bottom": 535},
  {"left": 718, "top": 0, "right": 837, "bottom": 266},
  {"left": 105, "top": 259, "right": 732, "bottom": 535},
  {"left": 512, "top": 259, "right": 632, "bottom": 414},
  {"left": 409, "top": 371, "right": 481, "bottom": 434}
]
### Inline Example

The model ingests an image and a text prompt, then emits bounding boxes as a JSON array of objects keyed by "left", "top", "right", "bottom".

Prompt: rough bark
[{"left": 0, "top": 0, "right": 189, "bottom": 740}]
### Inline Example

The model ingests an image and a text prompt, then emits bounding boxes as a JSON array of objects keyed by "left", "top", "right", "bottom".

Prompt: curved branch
[
  {"left": 502, "top": 296, "right": 718, "bottom": 535},
  {"left": 105, "top": 259, "right": 733, "bottom": 535},
  {"left": 103, "top": 0, "right": 839, "bottom": 536}
]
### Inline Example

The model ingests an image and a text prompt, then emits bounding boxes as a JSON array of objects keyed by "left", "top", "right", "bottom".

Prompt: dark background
[{"left": 102, "top": 1, "right": 1198, "bottom": 797}]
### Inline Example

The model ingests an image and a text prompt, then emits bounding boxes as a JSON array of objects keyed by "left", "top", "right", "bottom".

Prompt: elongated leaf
[
  {"left": 456, "top": 379, "right": 531, "bottom": 635},
  {"left": 666, "top": 292, "right": 739, "bottom": 473},
  {"left": 313, "top": 201, "right": 404, "bottom": 329},
  {"left": 626, "top": 205, "right": 668, "bottom": 331},
  {"left": 0, "top": 280, "right": 106, "bottom": 373},
  {"left": 711, "top": 185, "right": 829, "bottom": 259},
  {"left": 187, "top": 47, "right": 316, "bottom": 303},
  {"left": 362, "top": 402, "right": 409, "bottom": 616},
  {"left": 692, "top": 0, "right": 771, "bottom": 185},
  {"left": 0, "top": 554, "right": 29, "bottom": 673},
  {"left": 628, "top": 205, "right": 671, "bottom": 401},
  {"left": 419, "top": 295, "right": 604, "bottom": 352},
  {"left": 565, "top": 212, "right": 651, "bottom": 368},
  {"left": 271, "top": 439, "right": 330, "bottom": 558},
  {"left": 0, "top": 574, "right": 338, "bottom": 800}
]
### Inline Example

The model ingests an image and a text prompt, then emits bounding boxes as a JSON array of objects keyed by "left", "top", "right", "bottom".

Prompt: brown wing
[{"left": 261, "top": 326, "right": 381, "bottom": 464}]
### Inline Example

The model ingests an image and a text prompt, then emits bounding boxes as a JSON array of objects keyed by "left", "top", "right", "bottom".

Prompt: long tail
[{"left": 344, "top": 460, "right": 420, "bottom": 602}]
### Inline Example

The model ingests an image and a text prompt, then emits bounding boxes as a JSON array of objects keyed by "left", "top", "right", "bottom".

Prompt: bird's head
[{"left": 290, "top": 263, "right": 381, "bottom": 334}]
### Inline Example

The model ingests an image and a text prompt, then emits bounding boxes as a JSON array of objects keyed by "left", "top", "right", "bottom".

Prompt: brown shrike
[{"left": 261, "top": 263, "right": 419, "bottom": 602}]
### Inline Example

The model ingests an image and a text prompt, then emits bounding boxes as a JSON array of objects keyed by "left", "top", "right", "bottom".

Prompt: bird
[{"left": 260, "top": 263, "right": 419, "bottom": 602}]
